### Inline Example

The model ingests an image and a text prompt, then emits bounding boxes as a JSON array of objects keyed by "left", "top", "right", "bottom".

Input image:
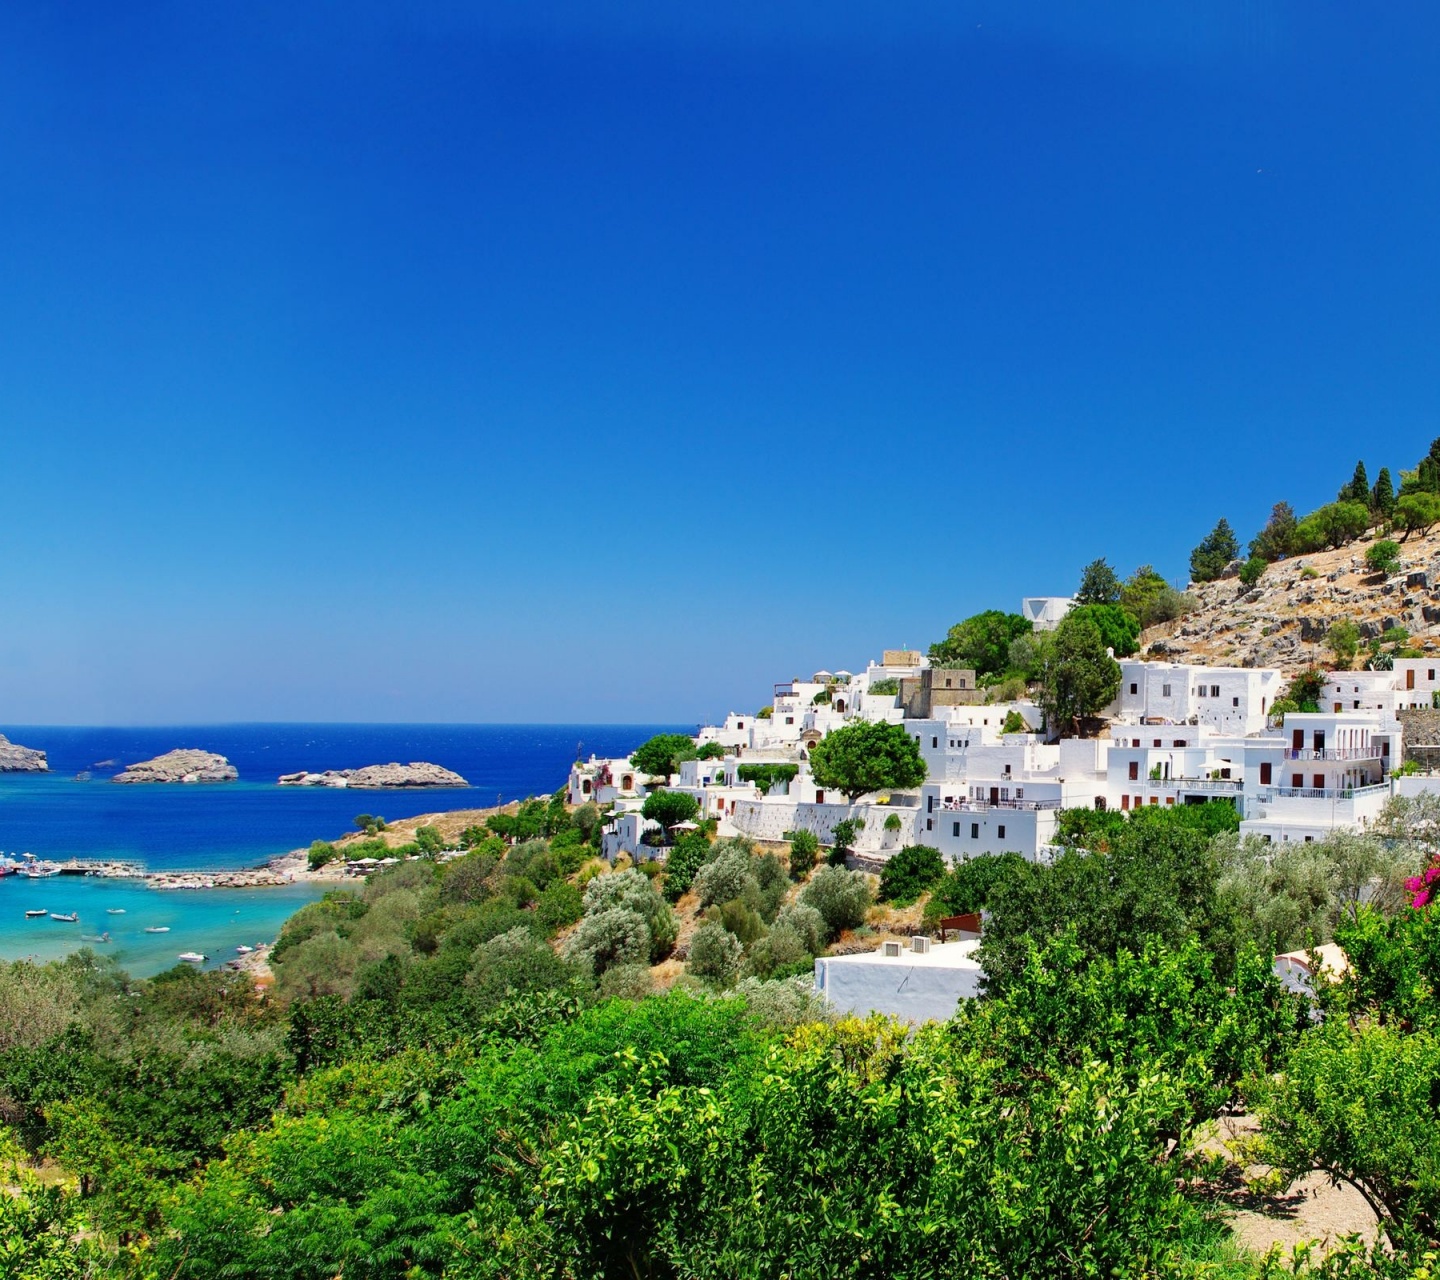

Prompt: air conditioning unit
[
  {"left": 882, "top": 940, "right": 903, "bottom": 957},
  {"left": 911, "top": 936, "right": 931, "bottom": 954}
]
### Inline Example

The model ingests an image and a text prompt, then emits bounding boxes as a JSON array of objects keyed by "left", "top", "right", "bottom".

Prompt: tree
[
  {"left": 1000, "top": 709, "right": 1027, "bottom": 734},
  {"left": 1074, "top": 558, "right": 1121, "bottom": 606},
  {"left": 1249, "top": 502, "right": 1298, "bottom": 561},
  {"left": 878, "top": 845, "right": 947, "bottom": 903},
  {"left": 660, "top": 831, "right": 713, "bottom": 902},
  {"left": 695, "top": 741, "right": 726, "bottom": 761},
  {"left": 1396, "top": 491, "right": 1440, "bottom": 540},
  {"left": 1326, "top": 619, "right": 1361, "bottom": 669},
  {"left": 808, "top": 720, "right": 928, "bottom": 802},
  {"left": 630, "top": 734, "right": 697, "bottom": 781},
  {"left": 928, "top": 610, "right": 1033, "bottom": 678},
  {"left": 1293, "top": 501, "right": 1370, "bottom": 552},
  {"left": 1372, "top": 467, "right": 1397, "bottom": 518},
  {"left": 1366, "top": 539, "right": 1402, "bottom": 576},
  {"left": 1339, "top": 459, "right": 1369, "bottom": 505},
  {"left": 308, "top": 840, "right": 339, "bottom": 870},
  {"left": 1401, "top": 437, "right": 1440, "bottom": 496},
  {"left": 828, "top": 818, "right": 859, "bottom": 865},
  {"left": 1189, "top": 518, "right": 1240, "bottom": 583},
  {"left": 799, "top": 865, "right": 873, "bottom": 938},
  {"left": 1037, "top": 611, "right": 1122, "bottom": 735},
  {"left": 687, "top": 920, "right": 744, "bottom": 987},
  {"left": 786, "top": 829, "right": 819, "bottom": 879},
  {"left": 1065, "top": 603, "right": 1140, "bottom": 658},
  {"left": 641, "top": 789, "right": 700, "bottom": 835},
  {"left": 1119, "top": 565, "right": 1168, "bottom": 628},
  {"left": 1238, "top": 556, "right": 1267, "bottom": 588}
]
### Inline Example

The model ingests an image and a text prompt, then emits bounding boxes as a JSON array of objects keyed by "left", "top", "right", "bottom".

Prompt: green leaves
[{"left": 809, "top": 720, "right": 928, "bottom": 802}]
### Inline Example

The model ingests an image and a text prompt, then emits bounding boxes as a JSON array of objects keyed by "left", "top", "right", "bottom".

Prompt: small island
[
  {"left": 112, "top": 749, "right": 238, "bottom": 784},
  {"left": 278, "top": 761, "right": 468, "bottom": 788},
  {"left": 0, "top": 733, "right": 48, "bottom": 772}
]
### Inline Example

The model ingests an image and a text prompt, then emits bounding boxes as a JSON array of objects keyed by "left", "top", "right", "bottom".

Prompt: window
[
  {"left": 1129, "top": 683, "right": 1138, "bottom": 695},
  {"left": 1129, "top": 761, "right": 1139, "bottom": 780},
  {"left": 736, "top": 721, "right": 744, "bottom": 729},
  {"left": 1211, "top": 685, "right": 1220, "bottom": 698},
  {"left": 1354, "top": 702, "right": 1360, "bottom": 710},
  {"left": 1165, "top": 796, "right": 1174, "bottom": 806},
  {"left": 816, "top": 790, "right": 825, "bottom": 803},
  {"left": 927, "top": 796, "right": 934, "bottom": 812},
  {"left": 1431, "top": 671, "right": 1437, "bottom": 682},
  {"left": 1195, "top": 686, "right": 1205, "bottom": 698},
  {"left": 1174, "top": 739, "right": 1185, "bottom": 748},
  {"left": 944, "top": 678, "right": 952, "bottom": 688},
  {"left": 1153, "top": 739, "right": 1162, "bottom": 748},
  {"left": 1304, "top": 835, "right": 1314, "bottom": 843},
  {"left": 953, "top": 822, "right": 961, "bottom": 837},
  {"left": 932, "top": 737, "right": 938, "bottom": 748},
  {"left": 1232, "top": 697, "right": 1239, "bottom": 707},
  {"left": 1015, "top": 787, "right": 1023, "bottom": 799},
  {"left": 1132, "top": 738, "right": 1140, "bottom": 748},
  {"left": 997, "top": 825, "right": 1006, "bottom": 839},
  {"left": 926, "top": 818, "right": 933, "bottom": 831},
  {"left": 785, "top": 716, "right": 794, "bottom": 725},
  {"left": 1149, "top": 796, "right": 1159, "bottom": 805},
  {"left": 970, "top": 823, "right": 979, "bottom": 839},
  {"left": 1121, "top": 795, "right": 1130, "bottom": 810}
]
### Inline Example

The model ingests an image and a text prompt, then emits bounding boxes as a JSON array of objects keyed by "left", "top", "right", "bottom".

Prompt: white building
[
  {"left": 568, "top": 756, "right": 649, "bottom": 807},
  {"left": 815, "top": 936, "right": 984, "bottom": 1023},
  {"left": 1021, "top": 597, "right": 1073, "bottom": 631},
  {"left": 1113, "top": 661, "right": 1284, "bottom": 736}
]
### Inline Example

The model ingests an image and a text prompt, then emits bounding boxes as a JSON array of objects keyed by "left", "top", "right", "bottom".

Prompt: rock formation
[
  {"left": 0, "top": 734, "right": 47, "bottom": 772},
  {"left": 278, "top": 762, "right": 468, "bottom": 788},
  {"left": 112, "top": 749, "right": 238, "bottom": 784}
]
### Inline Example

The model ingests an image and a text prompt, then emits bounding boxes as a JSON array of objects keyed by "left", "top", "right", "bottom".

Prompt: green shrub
[
  {"left": 1238, "top": 556, "right": 1267, "bottom": 588},
  {"left": 1000, "top": 710, "right": 1027, "bottom": 734},
  {"left": 786, "top": 829, "right": 819, "bottom": 879},
  {"left": 736, "top": 763, "right": 798, "bottom": 795},
  {"left": 1366, "top": 539, "right": 1402, "bottom": 576},
  {"left": 661, "top": 832, "right": 713, "bottom": 902},
  {"left": 693, "top": 845, "right": 760, "bottom": 909},
  {"left": 868, "top": 677, "right": 899, "bottom": 696},
  {"left": 537, "top": 880, "right": 583, "bottom": 930},
  {"left": 307, "top": 840, "right": 339, "bottom": 870},
  {"left": 878, "top": 845, "right": 947, "bottom": 903},
  {"left": 800, "top": 865, "right": 873, "bottom": 939},
  {"left": 687, "top": 920, "right": 744, "bottom": 987}
]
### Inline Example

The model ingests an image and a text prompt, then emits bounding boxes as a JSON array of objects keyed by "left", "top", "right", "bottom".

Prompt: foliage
[
  {"left": 928, "top": 609, "right": 1033, "bottom": 678},
  {"left": 923, "top": 852, "right": 1028, "bottom": 926},
  {"left": 694, "top": 741, "right": 726, "bottom": 760},
  {"left": 1397, "top": 491, "right": 1440, "bottom": 540},
  {"left": 756, "top": 705, "right": 773, "bottom": 718},
  {"left": 687, "top": 920, "right": 744, "bottom": 986},
  {"left": 883, "top": 813, "right": 902, "bottom": 831},
  {"left": 736, "top": 762, "right": 798, "bottom": 794},
  {"left": 1066, "top": 601, "right": 1140, "bottom": 657},
  {"left": 536, "top": 879, "right": 584, "bottom": 930},
  {"left": 641, "top": 788, "right": 699, "bottom": 833},
  {"left": 1339, "top": 459, "right": 1370, "bottom": 506},
  {"left": 307, "top": 839, "right": 339, "bottom": 870},
  {"left": 1250, "top": 501, "right": 1299, "bottom": 561},
  {"left": 1326, "top": 618, "right": 1362, "bottom": 669},
  {"left": 1037, "top": 609, "right": 1122, "bottom": 733},
  {"left": 799, "top": 865, "right": 873, "bottom": 939},
  {"left": 661, "top": 831, "right": 714, "bottom": 902},
  {"left": 867, "top": 676, "right": 899, "bottom": 696},
  {"left": 809, "top": 720, "right": 928, "bottom": 802},
  {"left": 1239, "top": 555, "right": 1268, "bottom": 588},
  {"left": 1190, "top": 517, "right": 1240, "bottom": 583},
  {"left": 1120, "top": 564, "right": 1169, "bottom": 627},
  {"left": 1366, "top": 539, "right": 1403, "bottom": 576},
  {"left": 1372, "top": 466, "right": 1398, "bottom": 518},
  {"left": 878, "top": 844, "right": 947, "bottom": 903},
  {"left": 630, "top": 733, "right": 698, "bottom": 781},
  {"left": 1000, "top": 709, "right": 1027, "bottom": 734},
  {"left": 1074, "top": 557, "right": 1122, "bottom": 605},
  {"left": 1293, "top": 500, "right": 1371, "bottom": 552},
  {"left": 786, "top": 828, "right": 819, "bottom": 879}
]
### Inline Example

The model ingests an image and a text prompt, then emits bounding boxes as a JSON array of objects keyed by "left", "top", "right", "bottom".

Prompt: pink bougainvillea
[{"left": 1406, "top": 856, "right": 1440, "bottom": 908}]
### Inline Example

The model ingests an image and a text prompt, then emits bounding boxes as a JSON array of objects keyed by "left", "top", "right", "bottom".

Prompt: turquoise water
[
  {"left": 0, "top": 723, "right": 681, "bottom": 977},
  {"left": 0, "top": 878, "right": 330, "bottom": 976}
]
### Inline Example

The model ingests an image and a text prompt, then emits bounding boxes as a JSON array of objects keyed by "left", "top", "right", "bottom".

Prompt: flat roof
[{"left": 821, "top": 938, "right": 983, "bottom": 970}]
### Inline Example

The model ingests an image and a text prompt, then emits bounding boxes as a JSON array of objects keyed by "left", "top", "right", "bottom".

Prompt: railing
[
  {"left": 937, "top": 798, "right": 1062, "bottom": 812},
  {"left": 1151, "top": 777, "right": 1244, "bottom": 792},
  {"left": 1259, "top": 783, "right": 1390, "bottom": 801},
  {"left": 1283, "top": 747, "right": 1383, "bottom": 761}
]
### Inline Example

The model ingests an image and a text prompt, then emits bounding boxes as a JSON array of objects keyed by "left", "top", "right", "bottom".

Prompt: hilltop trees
[
  {"left": 1189, "top": 518, "right": 1240, "bottom": 583},
  {"left": 641, "top": 789, "right": 699, "bottom": 836},
  {"left": 1074, "top": 558, "right": 1121, "bottom": 606},
  {"left": 928, "top": 610, "right": 1032, "bottom": 678},
  {"left": 1248, "top": 502, "right": 1298, "bottom": 561},
  {"left": 630, "top": 734, "right": 697, "bottom": 781},
  {"left": 1397, "top": 492, "right": 1440, "bottom": 540},
  {"left": 808, "top": 720, "right": 927, "bottom": 802},
  {"left": 1372, "top": 467, "right": 1397, "bottom": 519},
  {"left": 1339, "top": 459, "right": 1369, "bottom": 506},
  {"left": 1065, "top": 603, "right": 1139, "bottom": 658},
  {"left": 1037, "top": 610, "right": 1121, "bottom": 736}
]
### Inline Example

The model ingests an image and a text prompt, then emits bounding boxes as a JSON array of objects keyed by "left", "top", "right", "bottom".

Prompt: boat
[
  {"left": 143, "top": 926, "right": 170, "bottom": 934},
  {"left": 105, "top": 908, "right": 126, "bottom": 915},
  {"left": 24, "top": 909, "right": 47, "bottom": 918},
  {"left": 49, "top": 912, "right": 78, "bottom": 923},
  {"left": 235, "top": 944, "right": 254, "bottom": 954},
  {"left": 81, "top": 933, "right": 111, "bottom": 944},
  {"left": 178, "top": 952, "right": 206, "bottom": 963}
]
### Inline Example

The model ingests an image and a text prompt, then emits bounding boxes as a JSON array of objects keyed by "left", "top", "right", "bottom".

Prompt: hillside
[{"left": 1141, "top": 526, "right": 1440, "bottom": 673}]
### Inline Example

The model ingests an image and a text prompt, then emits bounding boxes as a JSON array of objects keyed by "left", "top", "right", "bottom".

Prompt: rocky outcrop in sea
[
  {"left": 112, "top": 749, "right": 239, "bottom": 784},
  {"left": 0, "top": 734, "right": 47, "bottom": 772},
  {"left": 278, "top": 762, "right": 468, "bottom": 788}
]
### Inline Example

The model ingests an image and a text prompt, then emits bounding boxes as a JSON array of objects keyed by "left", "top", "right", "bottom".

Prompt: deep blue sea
[{"left": 0, "top": 724, "right": 679, "bottom": 975}]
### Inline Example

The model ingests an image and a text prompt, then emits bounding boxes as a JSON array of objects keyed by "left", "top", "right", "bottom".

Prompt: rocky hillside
[{"left": 1142, "top": 527, "right": 1440, "bottom": 674}]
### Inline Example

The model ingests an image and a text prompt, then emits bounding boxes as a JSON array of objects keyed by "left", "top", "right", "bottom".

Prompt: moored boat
[
  {"left": 24, "top": 909, "right": 47, "bottom": 918},
  {"left": 178, "top": 951, "right": 206, "bottom": 963},
  {"left": 143, "top": 926, "right": 170, "bottom": 933},
  {"left": 106, "top": 908, "right": 126, "bottom": 914},
  {"left": 235, "top": 944, "right": 254, "bottom": 954},
  {"left": 49, "top": 912, "right": 78, "bottom": 922}
]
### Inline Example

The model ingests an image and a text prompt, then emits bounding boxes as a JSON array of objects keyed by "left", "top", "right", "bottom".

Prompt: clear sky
[{"left": 3, "top": 3, "right": 1439, "bottom": 725}]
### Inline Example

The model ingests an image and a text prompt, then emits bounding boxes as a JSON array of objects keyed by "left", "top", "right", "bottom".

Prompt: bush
[
  {"left": 661, "top": 832, "right": 713, "bottom": 902},
  {"left": 752, "top": 853, "right": 789, "bottom": 921},
  {"left": 1327, "top": 619, "right": 1362, "bottom": 669},
  {"left": 829, "top": 819, "right": 859, "bottom": 865},
  {"left": 773, "top": 903, "right": 827, "bottom": 955},
  {"left": 737, "top": 763, "right": 798, "bottom": 795},
  {"left": 464, "top": 927, "right": 575, "bottom": 1013},
  {"left": 1366, "top": 539, "right": 1402, "bottom": 576},
  {"left": 308, "top": 840, "right": 339, "bottom": 870},
  {"left": 563, "top": 907, "right": 651, "bottom": 975},
  {"left": 924, "top": 852, "right": 1028, "bottom": 925},
  {"left": 641, "top": 789, "right": 699, "bottom": 833},
  {"left": 694, "top": 741, "right": 725, "bottom": 761},
  {"left": 1000, "top": 710, "right": 1027, "bottom": 734},
  {"left": 786, "top": 829, "right": 819, "bottom": 879},
  {"left": 694, "top": 845, "right": 759, "bottom": 909},
  {"left": 878, "top": 845, "right": 947, "bottom": 903},
  {"left": 1238, "top": 556, "right": 1267, "bottom": 588},
  {"left": 687, "top": 920, "right": 744, "bottom": 987},
  {"left": 868, "top": 677, "right": 899, "bottom": 696},
  {"left": 579, "top": 869, "right": 677, "bottom": 962},
  {"left": 883, "top": 814, "right": 902, "bottom": 832},
  {"left": 598, "top": 963, "right": 654, "bottom": 1001},
  {"left": 800, "top": 866, "right": 873, "bottom": 939},
  {"left": 536, "top": 880, "right": 584, "bottom": 930}
]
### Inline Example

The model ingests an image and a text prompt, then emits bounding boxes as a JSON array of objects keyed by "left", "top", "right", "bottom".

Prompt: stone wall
[{"left": 1399, "top": 708, "right": 1440, "bottom": 768}]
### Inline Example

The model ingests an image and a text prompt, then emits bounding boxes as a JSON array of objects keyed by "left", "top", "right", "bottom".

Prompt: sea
[{"left": 0, "top": 724, "right": 681, "bottom": 977}]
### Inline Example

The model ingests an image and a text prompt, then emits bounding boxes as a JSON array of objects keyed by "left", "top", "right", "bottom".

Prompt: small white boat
[
  {"left": 144, "top": 926, "right": 170, "bottom": 934},
  {"left": 106, "top": 908, "right": 126, "bottom": 915},
  {"left": 178, "top": 952, "right": 206, "bottom": 963},
  {"left": 49, "top": 912, "right": 78, "bottom": 923},
  {"left": 24, "top": 909, "right": 47, "bottom": 918},
  {"left": 235, "top": 944, "right": 254, "bottom": 954}
]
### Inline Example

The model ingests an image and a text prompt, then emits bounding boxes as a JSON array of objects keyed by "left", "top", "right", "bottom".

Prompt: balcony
[
  {"left": 1283, "top": 747, "right": 1384, "bottom": 761},
  {"left": 1150, "top": 776, "right": 1244, "bottom": 792},
  {"left": 1258, "top": 783, "right": 1390, "bottom": 801},
  {"left": 937, "top": 798, "right": 1062, "bottom": 812}
]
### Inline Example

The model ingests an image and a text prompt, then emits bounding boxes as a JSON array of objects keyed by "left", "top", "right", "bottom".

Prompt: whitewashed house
[{"left": 1021, "top": 597, "right": 1074, "bottom": 631}]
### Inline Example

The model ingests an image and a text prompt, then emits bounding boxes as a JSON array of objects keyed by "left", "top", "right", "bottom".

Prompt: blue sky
[{"left": 3, "top": 2, "right": 1439, "bottom": 724}]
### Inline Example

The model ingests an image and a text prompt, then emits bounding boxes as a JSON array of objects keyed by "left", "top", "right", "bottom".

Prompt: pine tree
[
  {"left": 1075, "top": 558, "right": 1121, "bottom": 605},
  {"left": 1371, "top": 467, "right": 1397, "bottom": 518},
  {"left": 1190, "top": 518, "right": 1240, "bottom": 583},
  {"left": 1340, "top": 460, "right": 1369, "bottom": 505}
]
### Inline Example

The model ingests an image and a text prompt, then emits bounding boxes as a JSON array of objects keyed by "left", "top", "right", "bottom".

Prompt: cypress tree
[
  {"left": 1372, "top": 467, "right": 1397, "bottom": 518},
  {"left": 1340, "top": 460, "right": 1369, "bottom": 505}
]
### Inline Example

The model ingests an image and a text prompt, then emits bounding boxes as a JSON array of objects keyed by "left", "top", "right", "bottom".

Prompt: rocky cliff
[
  {"left": 0, "top": 734, "right": 47, "bottom": 772},
  {"left": 113, "top": 749, "right": 238, "bottom": 784},
  {"left": 1141, "top": 527, "right": 1440, "bottom": 674},
  {"left": 278, "top": 762, "right": 469, "bottom": 789}
]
